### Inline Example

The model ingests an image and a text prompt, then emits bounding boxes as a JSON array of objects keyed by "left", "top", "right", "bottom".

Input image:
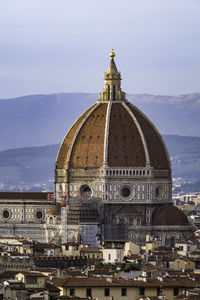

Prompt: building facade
[
  {"left": 0, "top": 193, "right": 55, "bottom": 242},
  {"left": 0, "top": 51, "right": 194, "bottom": 245}
]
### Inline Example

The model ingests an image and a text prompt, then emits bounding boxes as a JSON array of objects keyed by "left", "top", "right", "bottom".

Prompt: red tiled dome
[{"left": 56, "top": 101, "right": 170, "bottom": 171}]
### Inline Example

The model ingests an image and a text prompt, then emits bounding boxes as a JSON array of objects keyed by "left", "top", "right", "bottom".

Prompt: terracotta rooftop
[
  {"left": 80, "top": 247, "right": 101, "bottom": 253},
  {"left": 167, "top": 270, "right": 194, "bottom": 276},
  {"left": 53, "top": 276, "right": 196, "bottom": 288},
  {"left": 0, "top": 271, "right": 18, "bottom": 279},
  {"left": 88, "top": 269, "right": 115, "bottom": 276},
  {"left": 31, "top": 243, "right": 58, "bottom": 249},
  {"left": 62, "top": 242, "right": 80, "bottom": 246},
  {"left": 0, "top": 192, "right": 49, "bottom": 200},
  {"left": 45, "top": 281, "right": 60, "bottom": 292},
  {"left": 16, "top": 271, "right": 46, "bottom": 277},
  {"left": 57, "top": 296, "right": 89, "bottom": 300}
]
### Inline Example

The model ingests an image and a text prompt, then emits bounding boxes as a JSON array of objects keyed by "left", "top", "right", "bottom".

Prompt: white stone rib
[
  {"left": 103, "top": 101, "right": 112, "bottom": 166},
  {"left": 122, "top": 102, "right": 151, "bottom": 167}
]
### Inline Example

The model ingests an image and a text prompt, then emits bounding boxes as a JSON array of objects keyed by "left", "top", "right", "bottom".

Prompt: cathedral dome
[
  {"left": 56, "top": 53, "right": 170, "bottom": 173},
  {"left": 54, "top": 51, "right": 194, "bottom": 246},
  {"left": 152, "top": 204, "right": 189, "bottom": 226}
]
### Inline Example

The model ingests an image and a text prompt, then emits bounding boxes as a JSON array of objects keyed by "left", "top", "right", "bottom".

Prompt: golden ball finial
[{"left": 110, "top": 48, "right": 115, "bottom": 58}]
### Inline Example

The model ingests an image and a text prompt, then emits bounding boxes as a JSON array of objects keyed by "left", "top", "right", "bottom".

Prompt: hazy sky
[{"left": 0, "top": 0, "right": 200, "bottom": 98}]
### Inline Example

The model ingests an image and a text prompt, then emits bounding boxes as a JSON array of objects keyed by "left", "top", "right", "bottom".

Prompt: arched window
[
  {"left": 49, "top": 216, "right": 53, "bottom": 224},
  {"left": 113, "top": 217, "right": 118, "bottom": 224},
  {"left": 113, "top": 85, "right": 116, "bottom": 100},
  {"left": 129, "top": 218, "right": 133, "bottom": 226},
  {"left": 67, "top": 231, "right": 76, "bottom": 243},
  {"left": 120, "top": 217, "right": 126, "bottom": 225},
  {"left": 156, "top": 187, "right": 160, "bottom": 198},
  {"left": 108, "top": 85, "right": 110, "bottom": 100},
  {"left": 171, "top": 236, "right": 175, "bottom": 248}
]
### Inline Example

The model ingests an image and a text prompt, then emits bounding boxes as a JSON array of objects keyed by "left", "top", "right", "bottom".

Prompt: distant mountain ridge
[
  {"left": 0, "top": 135, "right": 200, "bottom": 192},
  {"left": 0, "top": 92, "right": 200, "bottom": 151}
]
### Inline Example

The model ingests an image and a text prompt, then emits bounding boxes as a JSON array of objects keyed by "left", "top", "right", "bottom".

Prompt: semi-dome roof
[
  {"left": 47, "top": 204, "right": 61, "bottom": 216},
  {"left": 152, "top": 204, "right": 189, "bottom": 226},
  {"left": 56, "top": 51, "right": 170, "bottom": 172},
  {"left": 116, "top": 205, "right": 140, "bottom": 215}
]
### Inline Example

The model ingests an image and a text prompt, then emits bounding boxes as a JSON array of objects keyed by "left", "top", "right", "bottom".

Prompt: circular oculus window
[
  {"left": 120, "top": 186, "right": 135, "bottom": 201},
  {"left": 121, "top": 187, "right": 131, "bottom": 198},
  {"left": 35, "top": 210, "right": 44, "bottom": 220},
  {"left": 2, "top": 209, "right": 11, "bottom": 220}
]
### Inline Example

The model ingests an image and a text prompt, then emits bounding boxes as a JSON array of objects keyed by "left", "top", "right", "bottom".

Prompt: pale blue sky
[{"left": 0, "top": 0, "right": 200, "bottom": 98}]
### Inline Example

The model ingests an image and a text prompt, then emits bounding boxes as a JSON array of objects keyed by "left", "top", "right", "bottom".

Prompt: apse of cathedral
[{"left": 0, "top": 50, "right": 193, "bottom": 246}]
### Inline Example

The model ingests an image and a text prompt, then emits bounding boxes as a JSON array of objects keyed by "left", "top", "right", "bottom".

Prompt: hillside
[
  {"left": 0, "top": 135, "right": 199, "bottom": 192},
  {"left": 162, "top": 135, "right": 200, "bottom": 182},
  {"left": 0, "top": 92, "right": 200, "bottom": 151}
]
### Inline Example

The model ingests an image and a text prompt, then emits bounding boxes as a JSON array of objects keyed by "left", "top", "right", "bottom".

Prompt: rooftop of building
[
  {"left": 53, "top": 276, "right": 196, "bottom": 288},
  {"left": 0, "top": 192, "right": 50, "bottom": 200}
]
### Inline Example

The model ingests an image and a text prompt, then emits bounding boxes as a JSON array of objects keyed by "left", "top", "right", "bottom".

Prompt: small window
[
  {"left": 113, "top": 85, "right": 115, "bottom": 100},
  {"left": 108, "top": 254, "right": 111, "bottom": 261},
  {"left": 157, "top": 287, "right": 161, "bottom": 296},
  {"left": 26, "top": 277, "right": 37, "bottom": 285},
  {"left": 86, "top": 288, "right": 92, "bottom": 297},
  {"left": 129, "top": 218, "right": 133, "bottom": 226},
  {"left": 49, "top": 216, "right": 53, "bottom": 224},
  {"left": 108, "top": 85, "right": 110, "bottom": 101},
  {"left": 174, "top": 287, "right": 179, "bottom": 296},
  {"left": 70, "top": 288, "right": 75, "bottom": 296},
  {"left": 105, "top": 288, "right": 110, "bottom": 296},
  {"left": 156, "top": 187, "right": 159, "bottom": 197},
  {"left": 121, "top": 288, "right": 127, "bottom": 296},
  {"left": 139, "top": 287, "right": 145, "bottom": 296}
]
